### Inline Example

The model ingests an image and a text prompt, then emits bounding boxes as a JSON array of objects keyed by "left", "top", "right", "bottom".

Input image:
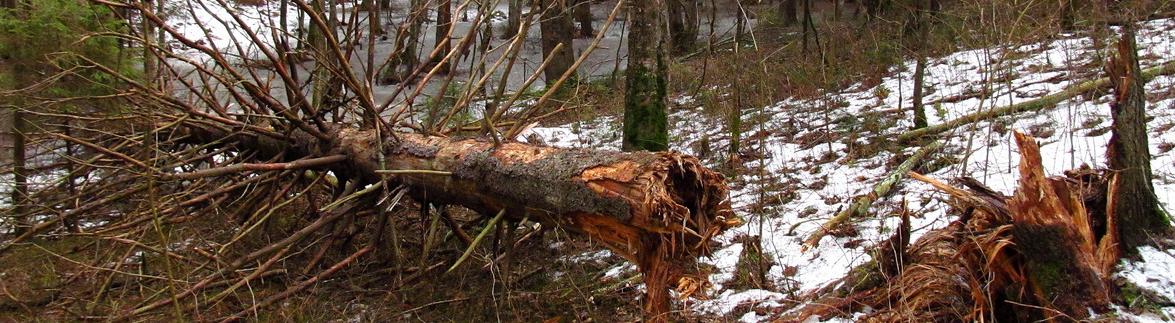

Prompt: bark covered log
[{"left": 179, "top": 124, "right": 739, "bottom": 319}]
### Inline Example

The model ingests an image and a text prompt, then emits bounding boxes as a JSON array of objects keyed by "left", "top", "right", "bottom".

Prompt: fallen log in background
[
  {"left": 897, "top": 60, "right": 1175, "bottom": 142},
  {"left": 802, "top": 141, "right": 942, "bottom": 251},
  {"left": 180, "top": 123, "right": 740, "bottom": 320}
]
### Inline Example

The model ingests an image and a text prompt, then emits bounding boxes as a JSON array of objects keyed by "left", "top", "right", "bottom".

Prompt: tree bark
[
  {"left": 911, "top": 55, "right": 928, "bottom": 128},
  {"left": 667, "top": 0, "right": 695, "bottom": 54},
  {"left": 801, "top": 0, "right": 812, "bottom": 52},
  {"left": 623, "top": 0, "right": 669, "bottom": 152},
  {"left": 1106, "top": 26, "right": 1170, "bottom": 253},
  {"left": 574, "top": 0, "right": 593, "bottom": 37},
  {"left": 502, "top": 0, "right": 521, "bottom": 39},
  {"left": 538, "top": 0, "right": 578, "bottom": 87},
  {"left": 779, "top": 0, "right": 797, "bottom": 26},
  {"left": 433, "top": 0, "right": 453, "bottom": 72},
  {"left": 908, "top": 0, "right": 930, "bottom": 129},
  {"left": 141, "top": 0, "right": 157, "bottom": 88},
  {"left": 401, "top": 0, "right": 423, "bottom": 71},
  {"left": 178, "top": 124, "right": 738, "bottom": 320},
  {"left": 309, "top": 0, "right": 340, "bottom": 116},
  {"left": 10, "top": 108, "right": 27, "bottom": 235}
]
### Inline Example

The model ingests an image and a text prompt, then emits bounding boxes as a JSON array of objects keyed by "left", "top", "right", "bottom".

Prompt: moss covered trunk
[
  {"left": 622, "top": 0, "right": 669, "bottom": 152},
  {"left": 1106, "top": 26, "right": 1169, "bottom": 253}
]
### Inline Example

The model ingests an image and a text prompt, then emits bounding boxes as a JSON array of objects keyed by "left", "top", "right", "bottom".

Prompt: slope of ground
[{"left": 521, "top": 18, "right": 1175, "bottom": 321}]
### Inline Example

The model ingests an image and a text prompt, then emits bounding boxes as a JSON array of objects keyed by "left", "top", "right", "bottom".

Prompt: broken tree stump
[
  {"left": 791, "top": 131, "right": 1124, "bottom": 322},
  {"left": 1008, "top": 131, "right": 1111, "bottom": 318}
]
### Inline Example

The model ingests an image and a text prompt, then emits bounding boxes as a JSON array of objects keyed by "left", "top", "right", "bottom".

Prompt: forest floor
[
  {"left": 4, "top": 1, "right": 1175, "bottom": 322},
  {"left": 517, "top": 17, "right": 1175, "bottom": 322}
]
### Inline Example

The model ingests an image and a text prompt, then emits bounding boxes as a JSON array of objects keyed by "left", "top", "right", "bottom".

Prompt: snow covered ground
[
  {"left": 2, "top": 1, "right": 1172, "bottom": 320},
  {"left": 531, "top": 18, "right": 1175, "bottom": 321}
]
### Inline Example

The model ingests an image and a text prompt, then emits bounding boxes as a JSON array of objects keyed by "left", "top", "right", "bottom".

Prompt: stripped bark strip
[
  {"left": 447, "top": 209, "right": 505, "bottom": 273},
  {"left": 803, "top": 141, "right": 942, "bottom": 250}
]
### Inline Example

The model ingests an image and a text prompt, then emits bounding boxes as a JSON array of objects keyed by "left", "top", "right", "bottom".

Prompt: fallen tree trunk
[
  {"left": 802, "top": 141, "right": 941, "bottom": 250},
  {"left": 179, "top": 123, "right": 739, "bottom": 319},
  {"left": 897, "top": 60, "right": 1175, "bottom": 142}
]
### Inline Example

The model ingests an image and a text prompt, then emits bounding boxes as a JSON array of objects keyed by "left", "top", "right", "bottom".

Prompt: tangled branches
[{"left": 0, "top": 0, "right": 733, "bottom": 320}]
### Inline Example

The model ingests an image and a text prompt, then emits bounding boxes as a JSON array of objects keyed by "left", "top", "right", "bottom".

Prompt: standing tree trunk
[
  {"left": 365, "top": 0, "right": 383, "bottom": 34},
  {"left": 908, "top": 0, "right": 931, "bottom": 129},
  {"left": 779, "top": 0, "right": 797, "bottom": 26},
  {"left": 801, "top": 0, "right": 813, "bottom": 52},
  {"left": 833, "top": 0, "right": 841, "bottom": 20},
  {"left": 2, "top": 0, "right": 25, "bottom": 234},
  {"left": 623, "top": 0, "right": 669, "bottom": 153},
  {"left": 729, "top": 0, "right": 744, "bottom": 160},
  {"left": 684, "top": 0, "right": 698, "bottom": 46},
  {"left": 1106, "top": 26, "right": 1170, "bottom": 253},
  {"left": 9, "top": 107, "right": 26, "bottom": 235},
  {"left": 433, "top": 0, "right": 453, "bottom": 72},
  {"left": 308, "top": 0, "right": 341, "bottom": 120},
  {"left": 667, "top": 0, "right": 695, "bottom": 55},
  {"left": 574, "top": 0, "right": 593, "bottom": 37},
  {"left": 401, "top": 0, "right": 423, "bottom": 71},
  {"left": 538, "top": 0, "right": 578, "bottom": 88},
  {"left": 141, "top": 0, "right": 157, "bottom": 88},
  {"left": 503, "top": 0, "right": 521, "bottom": 38},
  {"left": 911, "top": 55, "right": 928, "bottom": 128}
]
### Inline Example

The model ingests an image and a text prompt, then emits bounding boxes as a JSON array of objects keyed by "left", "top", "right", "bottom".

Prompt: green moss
[
  {"left": 1118, "top": 278, "right": 1173, "bottom": 316},
  {"left": 622, "top": 65, "right": 669, "bottom": 152}
]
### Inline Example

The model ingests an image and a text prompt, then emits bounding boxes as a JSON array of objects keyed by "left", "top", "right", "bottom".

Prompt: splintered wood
[
  {"left": 790, "top": 131, "right": 1122, "bottom": 322},
  {"left": 355, "top": 130, "right": 740, "bottom": 320}
]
